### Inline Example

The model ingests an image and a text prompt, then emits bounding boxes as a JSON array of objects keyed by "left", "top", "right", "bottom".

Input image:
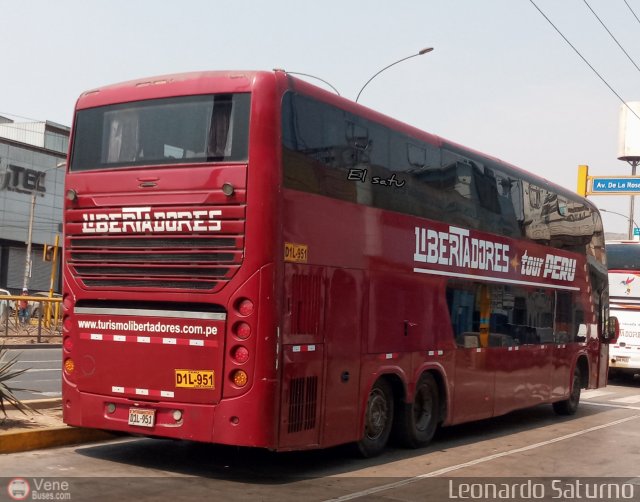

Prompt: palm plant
[{"left": 0, "top": 344, "right": 35, "bottom": 420}]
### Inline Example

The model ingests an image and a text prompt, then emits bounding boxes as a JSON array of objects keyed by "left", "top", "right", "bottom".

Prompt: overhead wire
[
  {"left": 0, "top": 111, "right": 44, "bottom": 122},
  {"left": 624, "top": 0, "right": 640, "bottom": 26},
  {"left": 527, "top": 0, "right": 640, "bottom": 121},
  {"left": 582, "top": 0, "right": 640, "bottom": 73}
]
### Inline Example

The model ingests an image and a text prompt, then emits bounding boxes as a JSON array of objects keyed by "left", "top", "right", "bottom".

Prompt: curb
[
  {"left": 2, "top": 344, "right": 62, "bottom": 350},
  {"left": 17, "top": 398, "right": 62, "bottom": 411},
  {"left": 2, "top": 399, "right": 118, "bottom": 453},
  {"left": 0, "top": 427, "right": 116, "bottom": 454}
]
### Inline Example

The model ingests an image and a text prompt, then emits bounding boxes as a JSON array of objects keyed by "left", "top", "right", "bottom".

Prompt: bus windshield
[
  {"left": 69, "top": 93, "right": 250, "bottom": 171},
  {"left": 606, "top": 242, "right": 640, "bottom": 270}
]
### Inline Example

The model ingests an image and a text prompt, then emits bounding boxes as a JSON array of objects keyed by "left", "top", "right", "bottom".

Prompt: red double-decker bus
[{"left": 62, "top": 71, "right": 617, "bottom": 456}]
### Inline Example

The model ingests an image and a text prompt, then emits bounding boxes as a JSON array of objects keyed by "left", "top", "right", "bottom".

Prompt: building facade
[{"left": 0, "top": 116, "right": 68, "bottom": 294}]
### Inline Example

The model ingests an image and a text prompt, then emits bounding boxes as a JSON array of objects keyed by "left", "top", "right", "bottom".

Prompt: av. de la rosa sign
[{"left": 591, "top": 177, "right": 640, "bottom": 194}]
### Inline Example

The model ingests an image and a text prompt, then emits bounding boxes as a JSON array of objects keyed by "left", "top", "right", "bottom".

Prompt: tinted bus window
[
  {"left": 281, "top": 91, "right": 604, "bottom": 257},
  {"left": 606, "top": 243, "right": 640, "bottom": 270},
  {"left": 70, "top": 93, "right": 250, "bottom": 171},
  {"left": 281, "top": 92, "right": 516, "bottom": 236},
  {"left": 446, "top": 281, "right": 585, "bottom": 346}
]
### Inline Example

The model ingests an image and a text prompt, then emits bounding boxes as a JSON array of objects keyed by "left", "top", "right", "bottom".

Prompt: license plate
[
  {"left": 284, "top": 242, "right": 308, "bottom": 263},
  {"left": 128, "top": 408, "right": 156, "bottom": 428},
  {"left": 615, "top": 356, "right": 630, "bottom": 363},
  {"left": 175, "top": 369, "right": 215, "bottom": 389}
]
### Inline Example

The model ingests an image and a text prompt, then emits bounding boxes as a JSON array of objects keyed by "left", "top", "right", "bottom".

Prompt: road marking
[
  {"left": 324, "top": 414, "right": 640, "bottom": 502},
  {"left": 582, "top": 401, "right": 640, "bottom": 411},
  {"left": 581, "top": 389, "right": 615, "bottom": 399},
  {"left": 611, "top": 395, "right": 640, "bottom": 404},
  {"left": 21, "top": 368, "right": 61, "bottom": 373},
  {"left": 17, "top": 360, "right": 61, "bottom": 363},
  {"left": 38, "top": 391, "right": 62, "bottom": 397}
]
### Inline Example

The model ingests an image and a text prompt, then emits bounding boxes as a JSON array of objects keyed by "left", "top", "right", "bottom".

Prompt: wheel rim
[
  {"left": 365, "top": 388, "right": 389, "bottom": 440},
  {"left": 414, "top": 385, "right": 434, "bottom": 432}
]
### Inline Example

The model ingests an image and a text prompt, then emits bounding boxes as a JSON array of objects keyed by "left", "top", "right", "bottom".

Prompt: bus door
[
  {"left": 278, "top": 264, "right": 326, "bottom": 448},
  {"left": 321, "top": 268, "right": 363, "bottom": 447},
  {"left": 492, "top": 286, "right": 554, "bottom": 412},
  {"left": 496, "top": 327, "right": 552, "bottom": 410},
  {"left": 448, "top": 283, "right": 495, "bottom": 423}
]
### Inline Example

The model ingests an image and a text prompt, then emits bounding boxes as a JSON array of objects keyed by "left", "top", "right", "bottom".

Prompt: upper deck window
[
  {"left": 281, "top": 91, "right": 604, "bottom": 257},
  {"left": 70, "top": 93, "right": 250, "bottom": 171}
]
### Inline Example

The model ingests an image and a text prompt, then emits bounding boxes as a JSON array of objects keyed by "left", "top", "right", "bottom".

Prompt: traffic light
[
  {"left": 43, "top": 244, "right": 54, "bottom": 262},
  {"left": 577, "top": 165, "right": 589, "bottom": 197}
]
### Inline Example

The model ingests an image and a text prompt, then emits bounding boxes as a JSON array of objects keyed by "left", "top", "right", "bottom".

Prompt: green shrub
[{"left": 0, "top": 345, "right": 36, "bottom": 419}]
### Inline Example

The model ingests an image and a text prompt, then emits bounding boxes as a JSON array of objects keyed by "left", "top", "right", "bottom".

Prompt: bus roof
[{"left": 74, "top": 69, "right": 598, "bottom": 215}]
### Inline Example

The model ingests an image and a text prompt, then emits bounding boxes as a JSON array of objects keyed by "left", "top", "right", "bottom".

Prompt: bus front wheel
[
  {"left": 356, "top": 379, "right": 394, "bottom": 457},
  {"left": 553, "top": 366, "right": 582, "bottom": 416}
]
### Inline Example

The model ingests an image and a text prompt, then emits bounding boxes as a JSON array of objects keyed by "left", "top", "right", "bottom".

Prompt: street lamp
[
  {"left": 22, "top": 162, "right": 65, "bottom": 291},
  {"left": 273, "top": 69, "right": 341, "bottom": 96},
  {"left": 600, "top": 208, "right": 640, "bottom": 239},
  {"left": 355, "top": 47, "right": 434, "bottom": 103}
]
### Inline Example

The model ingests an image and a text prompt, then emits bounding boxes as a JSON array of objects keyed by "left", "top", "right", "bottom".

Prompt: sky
[{"left": 2, "top": 0, "right": 640, "bottom": 235}]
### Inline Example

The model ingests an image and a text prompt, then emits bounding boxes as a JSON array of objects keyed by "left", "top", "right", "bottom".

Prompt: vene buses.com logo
[
  {"left": 6, "top": 478, "right": 71, "bottom": 500},
  {"left": 7, "top": 478, "right": 30, "bottom": 500}
]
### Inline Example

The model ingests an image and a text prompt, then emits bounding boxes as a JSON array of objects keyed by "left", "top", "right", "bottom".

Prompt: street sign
[
  {"left": 590, "top": 177, "right": 640, "bottom": 194},
  {"left": 635, "top": 228, "right": 640, "bottom": 237}
]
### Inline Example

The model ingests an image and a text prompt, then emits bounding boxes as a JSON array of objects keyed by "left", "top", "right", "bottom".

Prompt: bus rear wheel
[
  {"left": 356, "top": 379, "right": 394, "bottom": 458},
  {"left": 395, "top": 373, "right": 439, "bottom": 448},
  {"left": 553, "top": 366, "right": 582, "bottom": 415}
]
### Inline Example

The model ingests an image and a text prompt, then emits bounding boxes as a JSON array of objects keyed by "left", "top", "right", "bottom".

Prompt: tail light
[
  {"left": 63, "top": 337, "right": 73, "bottom": 351},
  {"left": 225, "top": 297, "right": 255, "bottom": 396},
  {"left": 236, "top": 298, "right": 254, "bottom": 316},
  {"left": 232, "top": 345, "right": 249, "bottom": 364},
  {"left": 233, "top": 322, "right": 251, "bottom": 340},
  {"left": 231, "top": 370, "right": 248, "bottom": 387},
  {"left": 64, "top": 358, "right": 75, "bottom": 374}
]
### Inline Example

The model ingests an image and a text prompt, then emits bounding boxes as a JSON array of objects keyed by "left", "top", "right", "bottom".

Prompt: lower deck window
[{"left": 446, "top": 281, "right": 585, "bottom": 347}]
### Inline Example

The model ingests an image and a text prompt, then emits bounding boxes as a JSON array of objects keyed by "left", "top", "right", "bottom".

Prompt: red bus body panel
[{"left": 62, "top": 70, "right": 606, "bottom": 451}]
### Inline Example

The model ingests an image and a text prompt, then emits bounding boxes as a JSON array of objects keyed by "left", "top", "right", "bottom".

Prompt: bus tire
[
  {"left": 553, "top": 366, "right": 582, "bottom": 416},
  {"left": 356, "top": 379, "right": 394, "bottom": 458},
  {"left": 607, "top": 368, "right": 620, "bottom": 380},
  {"left": 395, "top": 373, "right": 439, "bottom": 449}
]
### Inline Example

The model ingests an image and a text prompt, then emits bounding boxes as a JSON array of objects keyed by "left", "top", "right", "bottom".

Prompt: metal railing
[{"left": 0, "top": 294, "right": 62, "bottom": 343}]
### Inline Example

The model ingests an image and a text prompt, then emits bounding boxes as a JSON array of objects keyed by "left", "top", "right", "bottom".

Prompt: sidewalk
[
  {"left": 0, "top": 399, "right": 116, "bottom": 454},
  {"left": 1, "top": 332, "right": 116, "bottom": 453}
]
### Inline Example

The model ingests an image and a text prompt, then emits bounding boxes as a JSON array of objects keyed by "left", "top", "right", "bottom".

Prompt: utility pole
[
  {"left": 22, "top": 191, "right": 37, "bottom": 291},
  {"left": 22, "top": 162, "right": 64, "bottom": 291},
  {"left": 618, "top": 102, "right": 640, "bottom": 239},
  {"left": 628, "top": 160, "right": 640, "bottom": 239}
]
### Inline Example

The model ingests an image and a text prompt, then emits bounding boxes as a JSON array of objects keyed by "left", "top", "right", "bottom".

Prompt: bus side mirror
[{"left": 605, "top": 316, "right": 619, "bottom": 344}]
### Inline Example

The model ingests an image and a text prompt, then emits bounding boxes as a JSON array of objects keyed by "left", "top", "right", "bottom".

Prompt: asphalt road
[
  {"left": 3, "top": 347, "right": 61, "bottom": 400},
  {"left": 0, "top": 378, "right": 639, "bottom": 501}
]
